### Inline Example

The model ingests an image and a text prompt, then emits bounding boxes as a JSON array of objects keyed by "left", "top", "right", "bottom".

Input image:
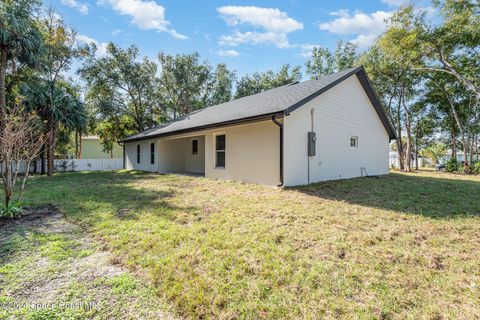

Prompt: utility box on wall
[{"left": 308, "top": 132, "right": 316, "bottom": 156}]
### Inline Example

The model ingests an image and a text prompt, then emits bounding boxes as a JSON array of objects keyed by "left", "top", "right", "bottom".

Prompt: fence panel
[{"left": 8, "top": 158, "right": 124, "bottom": 173}]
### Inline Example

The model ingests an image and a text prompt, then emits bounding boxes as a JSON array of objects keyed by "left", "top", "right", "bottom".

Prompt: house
[
  {"left": 121, "top": 67, "right": 396, "bottom": 186},
  {"left": 79, "top": 136, "right": 123, "bottom": 159}
]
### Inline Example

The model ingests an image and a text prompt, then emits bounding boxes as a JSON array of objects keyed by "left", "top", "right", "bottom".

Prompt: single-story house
[{"left": 121, "top": 66, "right": 396, "bottom": 186}]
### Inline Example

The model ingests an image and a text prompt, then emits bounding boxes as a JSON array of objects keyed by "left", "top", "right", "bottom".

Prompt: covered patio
[{"left": 157, "top": 135, "right": 205, "bottom": 175}]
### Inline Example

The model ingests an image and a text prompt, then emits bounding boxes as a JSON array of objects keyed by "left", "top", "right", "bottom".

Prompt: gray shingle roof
[{"left": 122, "top": 67, "right": 395, "bottom": 142}]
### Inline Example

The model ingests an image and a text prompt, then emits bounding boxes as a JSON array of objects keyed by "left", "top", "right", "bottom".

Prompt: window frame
[
  {"left": 192, "top": 139, "right": 198, "bottom": 155},
  {"left": 350, "top": 136, "right": 359, "bottom": 149},
  {"left": 214, "top": 133, "right": 226, "bottom": 168},
  {"left": 136, "top": 144, "right": 141, "bottom": 164},
  {"left": 150, "top": 142, "right": 155, "bottom": 164}
]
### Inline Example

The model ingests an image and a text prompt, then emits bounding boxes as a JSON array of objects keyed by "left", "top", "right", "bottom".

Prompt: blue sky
[{"left": 48, "top": 0, "right": 417, "bottom": 77}]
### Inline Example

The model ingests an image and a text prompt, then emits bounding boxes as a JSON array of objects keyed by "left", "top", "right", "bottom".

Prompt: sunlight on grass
[{"left": 11, "top": 170, "right": 480, "bottom": 319}]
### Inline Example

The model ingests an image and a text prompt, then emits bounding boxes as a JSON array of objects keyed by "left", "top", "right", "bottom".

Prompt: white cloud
[
  {"left": 98, "top": 0, "right": 187, "bottom": 40},
  {"left": 297, "top": 44, "right": 322, "bottom": 57},
  {"left": 217, "top": 6, "right": 302, "bottom": 48},
  {"left": 219, "top": 31, "right": 289, "bottom": 48},
  {"left": 77, "top": 34, "right": 108, "bottom": 57},
  {"left": 60, "top": 0, "right": 89, "bottom": 14},
  {"left": 216, "top": 49, "right": 240, "bottom": 57},
  {"left": 112, "top": 29, "right": 122, "bottom": 36},
  {"left": 318, "top": 10, "right": 393, "bottom": 48},
  {"left": 381, "top": 0, "right": 405, "bottom": 6},
  {"left": 218, "top": 6, "right": 303, "bottom": 33}
]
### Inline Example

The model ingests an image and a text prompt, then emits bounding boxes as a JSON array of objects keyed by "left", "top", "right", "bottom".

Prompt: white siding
[{"left": 283, "top": 74, "right": 390, "bottom": 186}]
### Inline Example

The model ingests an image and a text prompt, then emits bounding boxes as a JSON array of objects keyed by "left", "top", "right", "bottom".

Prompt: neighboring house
[
  {"left": 80, "top": 136, "right": 123, "bottom": 159},
  {"left": 389, "top": 151, "right": 431, "bottom": 168},
  {"left": 121, "top": 67, "right": 396, "bottom": 186}
]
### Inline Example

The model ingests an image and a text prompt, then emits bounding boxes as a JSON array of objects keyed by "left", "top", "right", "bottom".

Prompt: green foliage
[
  {"left": 209, "top": 63, "right": 235, "bottom": 106},
  {"left": 235, "top": 64, "right": 301, "bottom": 99},
  {"left": 420, "top": 143, "right": 448, "bottom": 165},
  {"left": 95, "top": 117, "right": 134, "bottom": 155},
  {"left": 106, "top": 274, "right": 138, "bottom": 294},
  {"left": 80, "top": 43, "right": 159, "bottom": 132},
  {"left": 0, "top": 202, "right": 23, "bottom": 218},
  {"left": 445, "top": 158, "right": 459, "bottom": 172},
  {"left": 157, "top": 51, "right": 213, "bottom": 118},
  {"left": 0, "top": 0, "right": 43, "bottom": 66},
  {"left": 472, "top": 161, "right": 480, "bottom": 174},
  {"left": 305, "top": 40, "right": 358, "bottom": 79}
]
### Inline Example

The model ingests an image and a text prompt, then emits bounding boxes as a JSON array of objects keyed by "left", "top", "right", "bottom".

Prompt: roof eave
[{"left": 120, "top": 111, "right": 285, "bottom": 143}]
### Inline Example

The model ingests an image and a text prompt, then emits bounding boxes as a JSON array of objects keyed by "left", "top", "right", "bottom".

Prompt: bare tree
[{"left": 0, "top": 105, "right": 46, "bottom": 211}]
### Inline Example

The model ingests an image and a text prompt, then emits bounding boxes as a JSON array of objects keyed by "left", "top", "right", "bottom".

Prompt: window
[
  {"left": 150, "top": 143, "right": 155, "bottom": 164},
  {"left": 136, "top": 144, "right": 141, "bottom": 163},
  {"left": 350, "top": 136, "right": 358, "bottom": 148},
  {"left": 192, "top": 139, "right": 198, "bottom": 155},
  {"left": 215, "top": 134, "right": 225, "bottom": 168}
]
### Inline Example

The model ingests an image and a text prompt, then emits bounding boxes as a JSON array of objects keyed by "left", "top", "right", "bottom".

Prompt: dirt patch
[{"left": 0, "top": 206, "right": 177, "bottom": 319}]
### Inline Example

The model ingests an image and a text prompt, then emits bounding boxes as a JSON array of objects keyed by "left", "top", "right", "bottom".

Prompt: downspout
[
  {"left": 308, "top": 108, "right": 315, "bottom": 184},
  {"left": 272, "top": 115, "right": 284, "bottom": 187}
]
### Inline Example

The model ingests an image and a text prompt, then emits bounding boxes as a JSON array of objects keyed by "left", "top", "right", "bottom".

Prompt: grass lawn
[{"left": 2, "top": 170, "right": 480, "bottom": 319}]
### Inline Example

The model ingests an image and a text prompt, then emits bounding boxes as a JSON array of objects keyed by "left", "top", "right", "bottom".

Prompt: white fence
[{"left": 12, "top": 158, "right": 123, "bottom": 173}]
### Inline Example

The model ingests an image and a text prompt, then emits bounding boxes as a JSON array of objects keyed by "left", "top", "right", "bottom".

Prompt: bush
[
  {"left": 445, "top": 158, "right": 458, "bottom": 172},
  {"left": 0, "top": 202, "right": 24, "bottom": 218},
  {"left": 473, "top": 161, "right": 480, "bottom": 175}
]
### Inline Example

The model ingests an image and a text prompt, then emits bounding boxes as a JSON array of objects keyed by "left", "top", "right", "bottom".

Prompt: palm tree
[
  {"left": 23, "top": 80, "right": 87, "bottom": 176},
  {"left": 0, "top": 0, "right": 42, "bottom": 120},
  {"left": 420, "top": 143, "right": 448, "bottom": 165}
]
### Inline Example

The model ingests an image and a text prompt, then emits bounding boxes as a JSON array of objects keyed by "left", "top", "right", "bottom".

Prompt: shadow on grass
[
  {"left": 17, "top": 170, "right": 201, "bottom": 225},
  {"left": 292, "top": 173, "right": 480, "bottom": 219}
]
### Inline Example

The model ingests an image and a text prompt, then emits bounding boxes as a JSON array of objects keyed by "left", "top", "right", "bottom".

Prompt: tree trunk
[
  {"left": 0, "top": 45, "right": 7, "bottom": 125},
  {"left": 451, "top": 131, "right": 456, "bottom": 159},
  {"left": 439, "top": 55, "right": 480, "bottom": 102},
  {"left": 444, "top": 87, "right": 470, "bottom": 171},
  {"left": 476, "top": 134, "right": 479, "bottom": 161},
  {"left": 469, "top": 136, "right": 474, "bottom": 165},
  {"left": 403, "top": 99, "right": 413, "bottom": 172},
  {"left": 2, "top": 160, "right": 12, "bottom": 208},
  {"left": 18, "top": 159, "right": 32, "bottom": 203},
  {"left": 75, "top": 131, "right": 79, "bottom": 159},
  {"left": 79, "top": 133, "right": 83, "bottom": 159},
  {"left": 40, "top": 143, "right": 46, "bottom": 175},
  {"left": 395, "top": 96, "right": 404, "bottom": 171},
  {"left": 46, "top": 120, "right": 57, "bottom": 177},
  {"left": 415, "top": 129, "right": 419, "bottom": 171}
]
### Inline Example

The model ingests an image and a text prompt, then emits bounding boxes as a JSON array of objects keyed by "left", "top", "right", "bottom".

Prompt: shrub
[
  {"left": 472, "top": 161, "right": 480, "bottom": 175},
  {"left": 445, "top": 158, "right": 458, "bottom": 172},
  {"left": 0, "top": 202, "right": 24, "bottom": 218}
]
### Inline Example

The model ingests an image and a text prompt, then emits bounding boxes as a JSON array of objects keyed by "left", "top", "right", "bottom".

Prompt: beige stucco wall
[
  {"left": 184, "top": 136, "right": 205, "bottom": 173},
  {"left": 125, "top": 120, "right": 281, "bottom": 186},
  {"left": 203, "top": 120, "right": 280, "bottom": 186},
  {"left": 156, "top": 135, "right": 205, "bottom": 174},
  {"left": 125, "top": 139, "right": 158, "bottom": 172},
  {"left": 81, "top": 137, "right": 123, "bottom": 159},
  {"left": 283, "top": 74, "right": 390, "bottom": 186}
]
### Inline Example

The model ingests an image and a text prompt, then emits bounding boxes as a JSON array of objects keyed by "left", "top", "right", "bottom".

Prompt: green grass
[{"left": 4, "top": 170, "right": 480, "bottom": 319}]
